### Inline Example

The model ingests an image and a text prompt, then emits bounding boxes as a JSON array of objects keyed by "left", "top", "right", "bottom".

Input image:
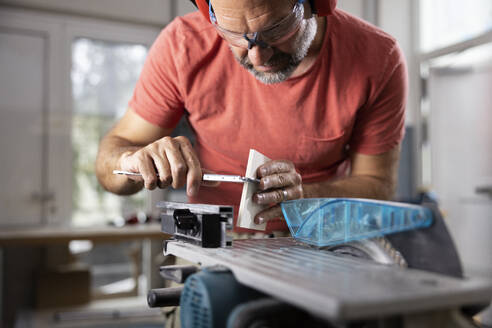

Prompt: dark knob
[{"left": 147, "top": 287, "right": 183, "bottom": 308}]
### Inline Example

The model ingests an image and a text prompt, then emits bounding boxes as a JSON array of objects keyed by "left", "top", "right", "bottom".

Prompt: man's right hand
[{"left": 118, "top": 135, "right": 203, "bottom": 197}]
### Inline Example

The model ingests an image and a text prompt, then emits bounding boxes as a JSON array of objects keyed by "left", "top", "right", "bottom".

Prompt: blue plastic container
[{"left": 280, "top": 198, "right": 433, "bottom": 247}]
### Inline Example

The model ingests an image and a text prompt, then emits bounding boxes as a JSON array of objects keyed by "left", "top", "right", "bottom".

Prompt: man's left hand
[{"left": 252, "top": 160, "right": 303, "bottom": 225}]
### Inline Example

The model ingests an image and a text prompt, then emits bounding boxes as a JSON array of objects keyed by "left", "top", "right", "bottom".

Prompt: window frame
[
  {"left": 63, "top": 15, "right": 161, "bottom": 225},
  {"left": 0, "top": 6, "right": 161, "bottom": 225},
  {"left": 416, "top": 0, "right": 492, "bottom": 188}
]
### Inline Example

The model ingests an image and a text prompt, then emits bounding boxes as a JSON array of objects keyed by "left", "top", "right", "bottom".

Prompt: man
[{"left": 96, "top": 0, "right": 407, "bottom": 233}]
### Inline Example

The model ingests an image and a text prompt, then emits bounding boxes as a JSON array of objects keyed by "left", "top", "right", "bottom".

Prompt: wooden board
[{"left": 237, "top": 149, "right": 270, "bottom": 231}]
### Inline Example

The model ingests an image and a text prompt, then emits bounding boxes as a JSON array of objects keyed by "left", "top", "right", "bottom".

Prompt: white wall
[
  {"left": 0, "top": 0, "right": 173, "bottom": 25},
  {"left": 428, "top": 63, "right": 492, "bottom": 279},
  {"left": 337, "top": 0, "right": 364, "bottom": 19},
  {"left": 377, "top": 0, "right": 421, "bottom": 192},
  {"left": 378, "top": 0, "right": 418, "bottom": 126},
  {"left": 176, "top": 0, "right": 197, "bottom": 17},
  {"left": 174, "top": 0, "right": 369, "bottom": 21}
]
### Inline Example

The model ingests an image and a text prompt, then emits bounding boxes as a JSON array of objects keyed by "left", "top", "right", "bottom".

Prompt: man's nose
[{"left": 247, "top": 45, "right": 274, "bottom": 67}]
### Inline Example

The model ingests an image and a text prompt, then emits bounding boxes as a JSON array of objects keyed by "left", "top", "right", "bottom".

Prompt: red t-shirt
[{"left": 129, "top": 9, "right": 407, "bottom": 233}]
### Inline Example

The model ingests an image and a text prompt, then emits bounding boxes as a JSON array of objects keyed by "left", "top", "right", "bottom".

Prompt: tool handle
[{"left": 147, "top": 287, "right": 183, "bottom": 308}]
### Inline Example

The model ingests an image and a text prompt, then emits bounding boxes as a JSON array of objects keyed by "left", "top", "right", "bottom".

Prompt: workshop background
[{"left": 0, "top": 0, "right": 491, "bottom": 327}]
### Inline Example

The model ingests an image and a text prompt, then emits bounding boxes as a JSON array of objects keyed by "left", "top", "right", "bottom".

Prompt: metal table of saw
[{"left": 165, "top": 237, "right": 492, "bottom": 321}]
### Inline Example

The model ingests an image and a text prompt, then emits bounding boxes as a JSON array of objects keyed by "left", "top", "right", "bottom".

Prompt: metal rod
[{"left": 113, "top": 170, "right": 259, "bottom": 184}]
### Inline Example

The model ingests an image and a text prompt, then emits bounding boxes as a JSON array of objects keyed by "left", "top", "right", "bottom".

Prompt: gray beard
[{"left": 234, "top": 17, "right": 318, "bottom": 84}]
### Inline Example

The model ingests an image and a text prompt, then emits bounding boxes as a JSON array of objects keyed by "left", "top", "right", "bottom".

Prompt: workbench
[
  {"left": 0, "top": 223, "right": 165, "bottom": 246},
  {"left": 0, "top": 223, "right": 169, "bottom": 327}
]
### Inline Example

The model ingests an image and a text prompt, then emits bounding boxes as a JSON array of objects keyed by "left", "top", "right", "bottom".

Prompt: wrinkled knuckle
[
  {"left": 175, "top": 136, "right": 190, "bottom": 145},
  {"left": 257, "top": 166, "right": 267, "bottom": 177},
  {"left": 273, "top": 162, "right": 283, "bottom": 172},
  {"left": 277, "top": 174, "right": 286, "bottom": 186},
  {"left": 135, "top": 152, "right": 146, "bottom": 162},
  {"left": 146, "top": 181, "right": 156, "bottom": 190},
  {"left": 259, "top": 179, "right": 266, "bottom": 190},
  {"left": 257, "top": 193, "right": 268, "bottom": 203},
  {"left": 174, "top": 163, "right": 187, "bottom": 176},
  {"left": 176, "top": 163, "right": 187, "bottom": 172},
  {"left": 279, "top": 160, "right": 291, "bottom": 171},
  {"left": 187, "top": 157, "right": 200, "bottom": 169},
  {"left": 262, "top": 177, "right": 272, "bottom": 190},
  {"left": 274, "top": 190, "right": 283, "bottom": 202},
  {"left": 161, "top": 136, "right": 174, "bottom": 147},
  {"left": 160, "top": 174, "right": 172, "bottom": 184},
  {"left": 161, "top": 136, "right": 172, "bottom": 143},
  {"left": 148, "top": 176, "right": 158, "bottom": 186},
  {"left": 148, "top": 142, "right": 159, "bottom": 151},
  {"left": 193, "top": 172, "right": 202, "bottom": 184},
  {"left": 297, "top": 185, "right": 304, "bottom": 197},
  {"left": 157, "top": 180, "right": 169, "bottom": 189}
]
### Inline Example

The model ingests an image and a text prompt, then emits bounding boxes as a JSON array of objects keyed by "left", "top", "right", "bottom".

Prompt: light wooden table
[
  {"left": 0, "top": 223, "right": 168, "bottom": 246},
  {"left": 0, "top": 223, "right": 171, "bottom": 327}
]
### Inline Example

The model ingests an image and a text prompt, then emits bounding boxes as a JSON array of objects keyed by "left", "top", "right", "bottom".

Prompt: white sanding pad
[{"left": 236, "top": 149, "right": 270, "bottom": 231}]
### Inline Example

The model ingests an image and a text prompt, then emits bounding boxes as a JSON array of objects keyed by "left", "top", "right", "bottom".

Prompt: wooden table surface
[{"left": 0, "top": 223, "right": 169, "bottom": 246}]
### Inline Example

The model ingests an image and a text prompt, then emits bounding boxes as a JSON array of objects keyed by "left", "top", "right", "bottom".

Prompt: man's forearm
[
  {"left": 303, "top": 175, "right": 396, "bottom": 200},
  {"left": 95, "top": 135, "right": 143, "bottom": 195}
]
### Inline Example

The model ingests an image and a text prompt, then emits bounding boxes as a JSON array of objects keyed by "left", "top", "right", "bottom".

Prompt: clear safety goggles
[{"left": 209, "top": 0, "right": 306, "bottom": 49}]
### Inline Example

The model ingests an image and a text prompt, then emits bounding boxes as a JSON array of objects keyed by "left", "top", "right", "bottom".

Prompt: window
[
  {"left": 419, "top": 1, "right": 492, "bottom": 187},
  {"left": 420, "top": 0, "right": 492, "bottom": 52},
  {"left": 418, "top": 0, "right": 492, "bottom": 282},
  {"left": 71, "top": 38, "right": 148, "bottom": 226}
]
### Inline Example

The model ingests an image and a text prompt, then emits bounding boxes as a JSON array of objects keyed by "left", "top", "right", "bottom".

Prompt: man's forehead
[{"left": 211, "top": 0, "right": 296, "bottom": 33}]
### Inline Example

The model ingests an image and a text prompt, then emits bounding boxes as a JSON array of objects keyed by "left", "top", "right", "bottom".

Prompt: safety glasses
[{"left": 209, "top": 0, "right": 306, "bottom": 49}]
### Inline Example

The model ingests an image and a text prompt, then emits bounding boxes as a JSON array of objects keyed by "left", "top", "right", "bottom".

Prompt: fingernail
[
  {"left": 188, "top": 186, "right": 197, "bottom": 196},
  {"left": 260, "top": 167, "right": 268, "bottom": 176},
  {"left": 255, "top": 217, "right": 264, "bottom": 225}
]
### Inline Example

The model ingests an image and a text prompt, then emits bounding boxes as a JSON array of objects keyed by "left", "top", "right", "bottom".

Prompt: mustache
[{"left": 239, "top": 50, "right": 299, "bottom": 69}]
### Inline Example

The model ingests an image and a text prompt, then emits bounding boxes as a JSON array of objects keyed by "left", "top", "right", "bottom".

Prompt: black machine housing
[{"left": 158, "top": 201, "right": 233, "bottom": 248}]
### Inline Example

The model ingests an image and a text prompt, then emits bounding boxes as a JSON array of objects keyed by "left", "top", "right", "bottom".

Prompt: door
[
  {"left": 0, "top": 28, "right": 50, "bottom": 227},
  {"left": 428, "top": 43, "right": 492, "bottom": 278},
  {"left": 0, "top": 8, "right": 160, "bottom": 227}
]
